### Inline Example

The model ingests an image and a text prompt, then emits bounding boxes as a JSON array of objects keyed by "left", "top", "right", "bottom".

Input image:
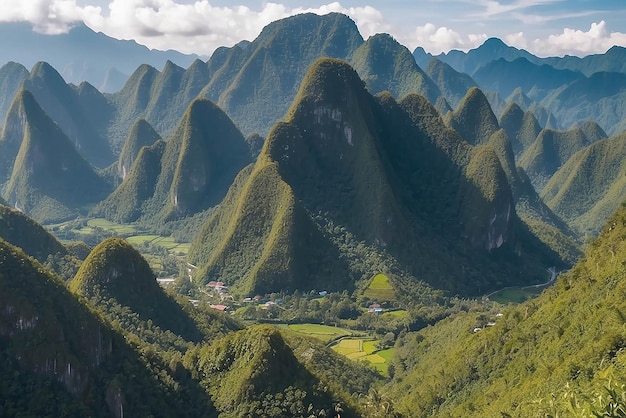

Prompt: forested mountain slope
[
  {"left": 188, "top": 58, "right": 564, "bottom": 298},
  {"left": 387, "top": 198, "right": 626, "bottom": 417}
]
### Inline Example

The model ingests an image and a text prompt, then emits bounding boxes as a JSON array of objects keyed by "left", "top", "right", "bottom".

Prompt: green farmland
[
  {"left": 331, "top": 338, "right": 395, "bottom": 376},
  {"left": 279, "top": 323, "right": 353, "bottom": 343}
]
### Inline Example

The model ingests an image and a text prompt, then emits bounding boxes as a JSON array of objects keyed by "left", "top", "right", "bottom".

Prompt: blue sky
[{"left": 3, "top": 1, "right": 626, "bottom": 57}]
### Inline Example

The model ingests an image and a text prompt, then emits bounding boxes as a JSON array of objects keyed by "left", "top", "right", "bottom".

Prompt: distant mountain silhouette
[{"left": 0, "top": 22, "right": 199, "bottom": 92}]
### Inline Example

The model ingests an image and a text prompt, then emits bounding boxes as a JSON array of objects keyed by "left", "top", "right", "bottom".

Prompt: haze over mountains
[
  {"left": 3, "top": 11, "right": 626, "bottom": 417},
  {"left": 0, "top": 22, "right": 199, "bottom": 93}
]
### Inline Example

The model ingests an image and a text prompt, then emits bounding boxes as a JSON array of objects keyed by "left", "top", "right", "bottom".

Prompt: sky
[{"left": 2, "top": 0, "right": 626, "bottom": 58}]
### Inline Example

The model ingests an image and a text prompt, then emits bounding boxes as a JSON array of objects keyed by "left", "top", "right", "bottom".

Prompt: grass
[
  {"left": 367, "top": 348, "right": 395, "bottom": 374},
  {"left": 381, "top": 310, "right": 407, "bottom": 319},
  {"left": 488, "top": 286, "right": 544, "bottom": 304},
  {"left": 331, "top": 338, "right": 395, "bottom": 376},
  {"left": 363, "top": 273, "right": 397, "bottom": 302},
  {"left": 87, "top": 218, "right": 136, "bottom": 234},
  {"left": 368, "top": 273, "right": 393, "bottom": 289},
  {"left": 283, "top": 323, "right": 353, "bottom": 343},
  {"left": 53, "top": 217, "right": 192, "bottom": 258}
]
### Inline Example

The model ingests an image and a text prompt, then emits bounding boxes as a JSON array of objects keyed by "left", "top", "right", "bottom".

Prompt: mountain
[
  {"left": 117, "top": 118, "right": 161, "bottom": 180},
  {"left": 473, "top": 57, "right": 583, "bottom": 100},
  {"left": 541, "top": 71, "right": 626, "bottom": 136},
  {"left": 434, "top": 96, "right": 452, "bottom": 115},
  {"left": 245, "top": 132, "right": 265, "bottom": 158},
  {"left": 445, "top": 87, "right": 500, "bottom": 145},
  {"left": 0, "top": 237, "right": 216, "bottom": 417},
  {"left": 503, "top": 88, "right": 560, "bottom": 130},
  {"left": 70, "top": 238, "right": 205, "bottom": 344},
  {"left": 22, "top": 61, "right": 115, "bottom": 167},
  {"left": 506, "top": 87, "right": 534, "bottom": 109},
  {"left": 96, "top": 98, "right": 251, "bottom": 224},
  {"left": 387, "top": 199, "right": 626, "bottom": 416},
  {"left": 483, "top": 90, "right": 508, "bottom": 117},
  {"left": 350, "top": 33, "right": 440, "bottom": 102},
  {"left": 189, "top": 58, "right": 564, "bottom": 297},
  {"left": 0, "top": 62, "right": 29, "bottom": 126},
  {"left": 0, "top": 204, "right": 67, "bottom": 262},
  {"left": 3, "top": 90, "right": 110, "bottom": 223},
  {"left": 442, "top": 88, "right": 579, "bottom": 264},
  {"left": 0, "top": 22, "right": 199, "bottom": 92},
  {"left": 425, "top": 37, "right": 540, "bottom": 75},
  {"left": 93, "top": 140, "right": 166, "bottom": 223},
  {"left": 545, "top": 45, "right": 626, "bottom": 76},
  {"left": 519, "top": 123, "right": 607, "bottom": 192},
  {"left": 541, "top": 131, "right": 626, "bottom": 238},
  {"left": 201, "top": 12, "right": 364, "bottom": 136},
  {"left": 412, "top": 46, "right": 433, "bottom": 69},
  {"left": 108, "top": 59, "right": 211, "bottom": 149},
  {"left": 425, "top": 58, "right": 478, "bottom": 109},
  {"left": 498, "top": 102, "right": 542, "bottom": 156},
  {"left": 185, "top": 325, "right": 367, "bottom": 417}
]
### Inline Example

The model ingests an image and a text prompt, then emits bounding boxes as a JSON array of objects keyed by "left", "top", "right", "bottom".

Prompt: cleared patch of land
[
  {"left": 331, "top": 338, "right": 395, "bottom": 375},
  {"left": 280, "top": 323, "right": 353, "bottom": 343},
  {"left": 488, "top": 287, "right": 543, "bottom": 304},
  {"left": 363, "top": 273, "right": 397, "bottom": 302},
  {"left": 87, "top": 218, "right": 136, "bottom": 234},
  {"left": 381, "top": 310, "right": 407, "bottom": 319}
]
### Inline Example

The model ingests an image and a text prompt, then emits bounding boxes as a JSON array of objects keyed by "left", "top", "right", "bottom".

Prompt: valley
[{"left": 1, "top": 8, "right": 626, "bottom": 417}]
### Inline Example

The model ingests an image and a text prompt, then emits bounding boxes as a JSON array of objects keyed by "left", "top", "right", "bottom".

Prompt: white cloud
[
  {"left": 1, "top": 1, "right": 626, "bottom": 58},
  {"left": 505, "top": 31, "right": 528, "bottom": 49},
  {"left": 0, "top": 0, "right": 94, "bottom": 34},
  {"left": 476, "top": 0, "right": 563, "bottom": 18},
  {"left": 0, "top": 1, "right": 391, "bottom": 55},
  {"left": 531, "top": 21, "right": 626, "bottom": 56},
  {"left": 409, "top": 23, "right": 487, "bottom": 54}
]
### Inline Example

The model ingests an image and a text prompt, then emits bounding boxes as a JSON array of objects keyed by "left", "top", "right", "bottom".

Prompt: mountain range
[
  {"left": 3, "top": 11, "right": 626, "bottom": 417},
  {"left": 0, "top": 22, "right": 199, "bottom": 92}
]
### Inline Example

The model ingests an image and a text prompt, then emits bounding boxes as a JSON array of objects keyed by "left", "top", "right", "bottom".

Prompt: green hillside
[
  {"left": 387, "top": 200, "right": 626, "bottom": 417},
  {"left": 0, "top": 204, "right": 66, "bottom": 261},
  {"left": 542, "top": 132, "right": 626, "bottom": 238},
  {"left": 498, "top": 102, "right": 542, "bottom": 157},
  {"left": 425, "top": 58, "right": 477, "bottom": 109},
  {"left": 189, "top": 58, "right": 564, "bottom": 298},
  {"left": 97, "top": 97, "right": 251, "bottom": 224},
  {"left": 519, "top": 124, "right": 606, "bottom": 192},
  {"left": 185, "top": 325, "right": 369, "bottom": 417},
  {"left": 108, "top": 59, "right": 211, "bottom": 149},
  {"left": 0, "top": 238, "right": 217, "bottom": 417},
  {"left": 445, "top": 87, "right": 500, "bottom": 145},
  {"left": 350, "top": 33, "right": 440, "bottom": 102},
  {"left": 23, "top": 61, "right": 115, "bottom": 167},
  {"left": 203, "top": 12, "right": 364, "bottom": 136},
  {"left": 71, "top": 238, "right": 207, "bottom": 344},
  {"left": 3, "top": 90, "right": 111, "bottom": 223},
  {"left": 155, "top": 98, "right": 251, "bottom": 220},
  {"left": 0, "top": 61, "right": 29, "bottom": 132},
  {"left": 117, "top": 118, "right": 161, "bottom": 180},
  {"left": 94, "top": 140, "right": 166, "bottom": 223},
  {"left": 434, "top": 95, "right": 452, "bottom": 115},
  {"left": 541, "top": 71, "right": 626, "bottom": 136}
]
